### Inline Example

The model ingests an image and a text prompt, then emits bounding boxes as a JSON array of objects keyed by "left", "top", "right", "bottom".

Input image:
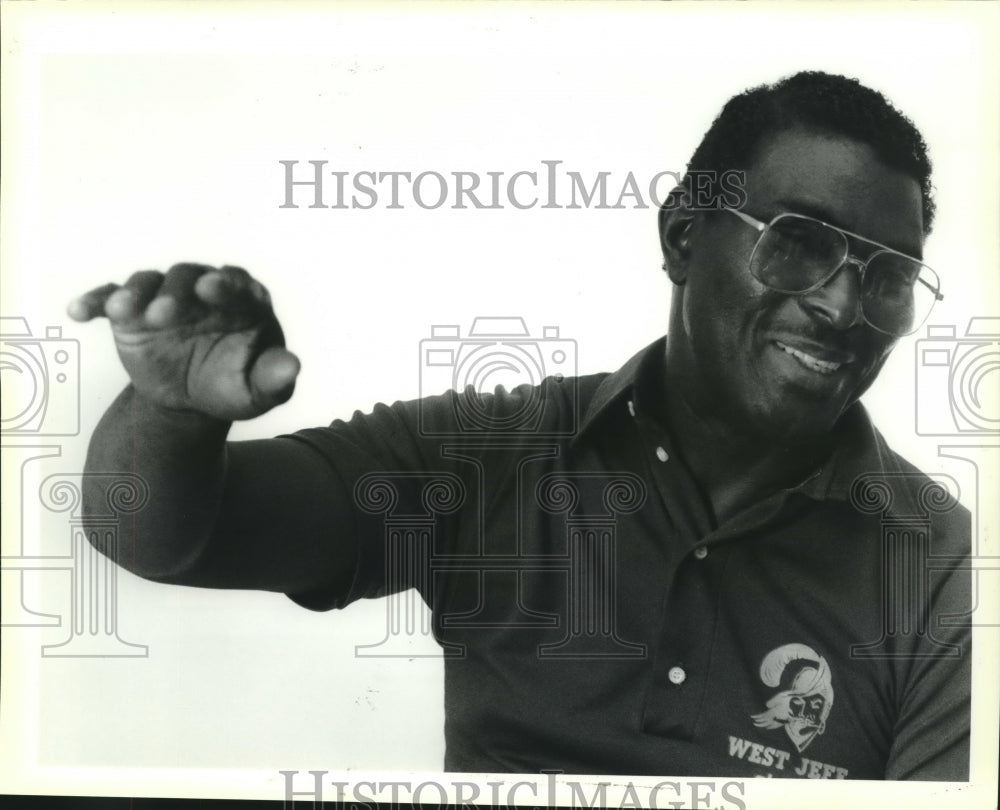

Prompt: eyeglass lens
[{"left": 749, "top": 215, "right": 938, "bottom": 336}]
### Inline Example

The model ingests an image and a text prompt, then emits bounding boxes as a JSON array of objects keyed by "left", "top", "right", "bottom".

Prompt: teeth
[{"left": 775, "top": 341, "right": 842, "bottom": 375}]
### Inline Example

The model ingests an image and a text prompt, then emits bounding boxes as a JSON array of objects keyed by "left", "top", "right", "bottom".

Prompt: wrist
[{"left": 125, "top": 385, "right": 232, "bottom": 436}]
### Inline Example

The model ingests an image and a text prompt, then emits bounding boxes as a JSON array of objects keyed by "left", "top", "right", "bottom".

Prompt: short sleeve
[
  {"left": 282, "top": 394, "right": 460, "bottom": 611},
  {"left": 884, "top": 507, "right": 972, "bottom": 781}
]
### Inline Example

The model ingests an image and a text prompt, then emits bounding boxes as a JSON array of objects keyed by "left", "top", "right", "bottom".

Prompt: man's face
[{"left": 670, "top": 128, "right": 926, "bottom": 440}]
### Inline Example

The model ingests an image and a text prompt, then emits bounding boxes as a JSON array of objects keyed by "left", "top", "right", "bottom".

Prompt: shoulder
[
  {"left": 417, "top": 371, "right": 611, "bottom": 438},
  {"left": 286, "top": 370, "right": 613, "bottom": 451},
  {"left": 861, "top": 425, "right": 971, "bottom": 555}
]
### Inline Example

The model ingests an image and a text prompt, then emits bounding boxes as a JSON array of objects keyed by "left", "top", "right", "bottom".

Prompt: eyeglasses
[{"left": 724, "top": 208, "right": 943, "bottom": 337}]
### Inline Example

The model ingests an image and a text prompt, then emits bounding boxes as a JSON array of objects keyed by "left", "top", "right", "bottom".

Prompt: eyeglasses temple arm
[
  {"left": 916, "top": 275, "right": 944, "bottom": 301},
  {"left": 725, "top": 208, "right": 767, "bottom": 232}
]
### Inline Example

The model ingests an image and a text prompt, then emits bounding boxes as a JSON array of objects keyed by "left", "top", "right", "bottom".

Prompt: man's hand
[{"left": 68, "top": 263, "right": 300, "bottom": 421}]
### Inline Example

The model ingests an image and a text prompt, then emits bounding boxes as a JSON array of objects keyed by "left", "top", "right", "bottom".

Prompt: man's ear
[{"left": 658, "top": 186, "right": 695, "bottom": 286}]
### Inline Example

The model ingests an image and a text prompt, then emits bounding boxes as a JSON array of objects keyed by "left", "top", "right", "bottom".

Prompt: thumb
[{"left": 248, "top": 347, "right": 301, "bottom": 410}]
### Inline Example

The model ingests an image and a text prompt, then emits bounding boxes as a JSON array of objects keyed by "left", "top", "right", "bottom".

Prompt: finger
[
  {"left": 247, "top": 347, "right": 301, "bottom": 409},
  {"left": 217, "top": 264, "right": 253, "bottom": 286},
  {"left": 194, "top": 265, "right": 268, "bottom": 314},
  {"left": 105, "top": 270, "right": 165, "bottom": 323},
  {"left": 193, "top": 266, "right": 245, "bottom": 307},
  {"left": 226, "top": 267, "right": 272, "bottom": 308},
  {"left": 123, "top": 269, "right": 167, "bottom": 310},
  {"left": 67, "top": 283, "right": 121, "bottom": 322},
  {"left": 146, "top": 263, "right": 214, "bottom": 328},
  {"left": 192, "top": 269, "right": 228, "bottom": 305},
  {"left": 249, "top": 277, "right": 271, "bottom": 307}
]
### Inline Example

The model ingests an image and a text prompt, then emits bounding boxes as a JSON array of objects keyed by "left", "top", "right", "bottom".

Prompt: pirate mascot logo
[{"left": 751, "top": 643, "right": 834, "bottom": 753}]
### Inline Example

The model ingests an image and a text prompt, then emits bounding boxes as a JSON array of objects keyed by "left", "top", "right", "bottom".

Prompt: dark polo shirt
[{"left": 286, "top": 338, "right": 970, "bottom": 780}]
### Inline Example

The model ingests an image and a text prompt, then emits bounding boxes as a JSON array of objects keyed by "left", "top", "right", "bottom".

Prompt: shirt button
[
  {"left": 668, "top": 666, "right": 686, "bottom": 685},
  {"left": 655, "top": 446, "right": 669, "bottom": 462},
  {"left": 627, "top": 400, "right": 636, "bottom": 417},
  {"left": 693, "top": 546, "right": 708, "bottom": 560}
]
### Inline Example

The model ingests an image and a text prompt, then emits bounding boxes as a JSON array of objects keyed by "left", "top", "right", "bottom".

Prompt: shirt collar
[
  {"left": 796, "top": 400, "right": 895, "bottom": 502},
  {"left": 574, "top": 335, "right": 893, "bottom": 502},
  {"left": 572, "top": 336, "right": 665, "bottom": 445}
]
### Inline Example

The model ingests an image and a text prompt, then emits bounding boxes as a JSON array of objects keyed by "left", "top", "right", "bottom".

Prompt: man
[{"left": 69, "top": 71, "right": 969, "bottom": 780}]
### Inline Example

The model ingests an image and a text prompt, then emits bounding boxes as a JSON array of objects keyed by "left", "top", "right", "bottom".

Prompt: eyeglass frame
[{"left": 723, "top": 207, "right": 943, "bottom": 337}]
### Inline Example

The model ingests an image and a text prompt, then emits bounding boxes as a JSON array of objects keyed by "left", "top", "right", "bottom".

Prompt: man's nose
[{"left": 799, "top": 259, "right": 864, "bottom": 331}]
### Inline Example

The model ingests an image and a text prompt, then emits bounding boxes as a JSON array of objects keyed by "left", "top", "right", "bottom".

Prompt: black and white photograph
[{"left": 1, "top": 2, "right": 997, "bottom": 808}]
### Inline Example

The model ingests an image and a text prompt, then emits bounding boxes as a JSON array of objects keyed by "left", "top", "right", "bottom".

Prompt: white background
[{"left": 2, "top": 1, "right": 998, "bottom": 806}]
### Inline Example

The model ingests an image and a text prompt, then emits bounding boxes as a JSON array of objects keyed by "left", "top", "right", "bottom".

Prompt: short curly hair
[{"left": 683, "top": 71, "right": 935, "bottom": 233}]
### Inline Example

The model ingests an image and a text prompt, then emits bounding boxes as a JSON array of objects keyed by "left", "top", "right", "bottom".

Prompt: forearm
[{"left": 83, "top": 384, "right": 231, "bottom": 579}]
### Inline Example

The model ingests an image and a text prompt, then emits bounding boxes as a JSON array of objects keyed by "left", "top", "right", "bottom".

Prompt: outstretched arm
[{"left": 70, "top": 263, "right": 346, "bottom": 595}]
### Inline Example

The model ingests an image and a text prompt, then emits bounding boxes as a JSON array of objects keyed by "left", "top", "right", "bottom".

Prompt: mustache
[{"left": 771, "top": 323, "right": 855, "bottom": 351}]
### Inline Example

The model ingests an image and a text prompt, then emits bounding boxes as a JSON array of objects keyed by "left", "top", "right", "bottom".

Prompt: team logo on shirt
[{"left": 750, "top": 643, "right": 834, "bottom": 753}]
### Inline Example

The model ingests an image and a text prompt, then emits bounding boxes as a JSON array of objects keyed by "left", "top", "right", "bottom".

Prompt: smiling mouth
[{"left": 774, "top": 341, "right": 847, "bottom": 375}]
